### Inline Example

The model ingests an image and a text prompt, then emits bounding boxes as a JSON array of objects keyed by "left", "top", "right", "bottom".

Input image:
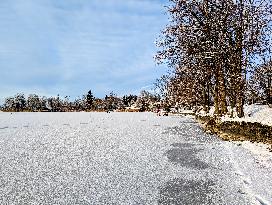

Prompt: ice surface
[{"left": 0, "top": 112, "right": 270, "bottom": 204}]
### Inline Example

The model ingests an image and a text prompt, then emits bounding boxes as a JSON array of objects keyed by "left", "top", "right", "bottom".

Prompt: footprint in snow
[
  {"left": 235, "top": 171, "right": 244, "bottom": 176},
  {"left": 0, "top": 126, "right": 8, "bottom": 130},
  {"left": 80, "top": 122, "right": 88, "bottom": 125},
  {"left": 243, "top": 179, "right": 251, "bottom": 185},
  {"left": 255, "top": 196, "right": 270, "bottom": 205}
]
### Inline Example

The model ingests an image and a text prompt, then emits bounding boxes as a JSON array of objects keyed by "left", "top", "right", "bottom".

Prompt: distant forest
[{"left": 0, "top": 90, "right": 161, "bottom": 112}]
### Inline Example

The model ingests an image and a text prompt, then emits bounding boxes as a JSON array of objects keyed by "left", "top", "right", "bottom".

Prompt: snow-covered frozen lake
[{"left": 0, "top": 112, "right": 271, "bottom": 204}]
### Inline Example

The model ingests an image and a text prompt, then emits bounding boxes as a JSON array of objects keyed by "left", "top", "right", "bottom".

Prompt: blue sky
[{"left": 0, "top": 0, "right": 168, "bottom": 103}]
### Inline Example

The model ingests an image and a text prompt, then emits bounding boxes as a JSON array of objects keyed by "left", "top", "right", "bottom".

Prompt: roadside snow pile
[{"left": 221, "top": 105, "right": 272, "bottom": 126}]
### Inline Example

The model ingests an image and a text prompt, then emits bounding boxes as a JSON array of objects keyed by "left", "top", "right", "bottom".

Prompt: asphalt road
[{"left": 0, "top": 112, "right": 256, "bottom": 204}]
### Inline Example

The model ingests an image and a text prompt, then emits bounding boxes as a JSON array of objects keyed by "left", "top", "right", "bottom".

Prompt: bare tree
[
  {"left": 156, "top": 0, "right": 272, "bottom": 117},
  {"left": 248, "top": 60, "right": 272, "bottom": 105}
]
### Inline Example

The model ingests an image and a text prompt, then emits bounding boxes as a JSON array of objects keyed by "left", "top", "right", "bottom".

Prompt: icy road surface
[{"left": 0, "top": 112, "right": 271, "bottom": 204}]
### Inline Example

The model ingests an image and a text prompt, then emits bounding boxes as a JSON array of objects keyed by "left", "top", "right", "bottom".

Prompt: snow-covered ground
[
  {"left": 0, "top": 112, "right": 271, "bottom": 204},
  {"left": 230, "top": 141, "right": 272, "bottom": 205}
]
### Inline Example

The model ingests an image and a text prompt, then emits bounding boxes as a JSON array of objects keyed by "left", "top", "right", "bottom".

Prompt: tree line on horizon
[
  {"left": 0, "top": 90, "right": 161, "bottom": 112},
  {"left": 155, "top": 0, "right": 272, "bottom": 117}
]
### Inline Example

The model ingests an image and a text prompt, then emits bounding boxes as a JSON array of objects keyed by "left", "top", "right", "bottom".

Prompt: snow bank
[
  {"left": 221, "top": 105, "right": 272, "bottom": 126},
  {"left": 198, "top": 104, "right": 272, "bottom": 126}
]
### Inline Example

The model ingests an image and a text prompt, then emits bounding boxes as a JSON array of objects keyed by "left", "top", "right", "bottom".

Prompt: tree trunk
[
  {"left": 214, "top": 74, "right": 220, "bottom": 115},
  {"left": 236, "top": 78, "right": 245, "bottom": 118},
  {"left": 218, "top": 73, "right": 228, "bottom": 114},
  {"left": 217, "top": 62, "right": 228, "bottom": 115},
  {"left": 235, "top": 0, "right": 245, "bottom": 118}
]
